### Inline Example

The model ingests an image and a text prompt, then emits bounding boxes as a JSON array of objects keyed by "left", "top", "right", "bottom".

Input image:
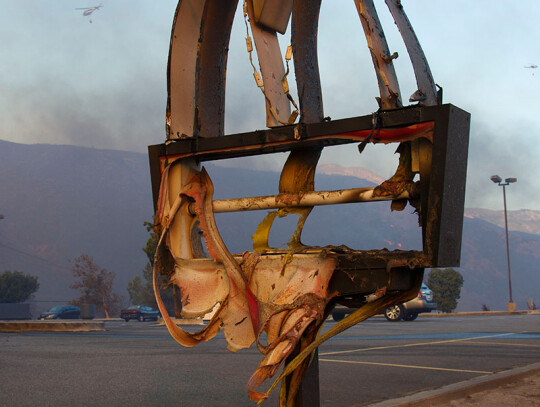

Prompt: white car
[
  {"left": 331, "top": 283, "right": 437, "bottom": 322},
  {"left": 383, "top": 283, "right": 437, "bottom": 321}
]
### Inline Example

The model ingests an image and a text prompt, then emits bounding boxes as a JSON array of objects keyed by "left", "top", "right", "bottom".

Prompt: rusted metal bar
[
  {"left": 385, "top": 0, "right": 437, "bottom": 106},
  {"left": 246, "top": 0, "right": 291, "bottom": 127},
  {"left": 207, "top": 186, "right": 416, "bottom": 214},
  {"left": 355, "top": 0, "right": 401, "bottom": 109}
]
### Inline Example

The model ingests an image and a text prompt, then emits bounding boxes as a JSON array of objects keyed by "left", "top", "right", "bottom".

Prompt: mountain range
[
  {"left": 1, "top": 140, "right": 538, "bottom": 315},
  {"left": 464, "top": 208, "right": 540, "bottom": 236}
]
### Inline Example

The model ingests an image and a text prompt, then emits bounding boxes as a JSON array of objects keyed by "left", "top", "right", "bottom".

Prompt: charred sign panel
[{"left": 148, "top": 0, "right": 470, "bottom": 405}]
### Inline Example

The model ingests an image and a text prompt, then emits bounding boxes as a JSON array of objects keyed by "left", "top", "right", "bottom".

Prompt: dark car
[
  {"left": 120, "top": 305, "right": 160, "bottom": 322},
  {"left": 332, "top": 284, "right": 437, "bottom": 322},
  {"left": 38, "top": 305, "right": 80, "bottom": 320}
]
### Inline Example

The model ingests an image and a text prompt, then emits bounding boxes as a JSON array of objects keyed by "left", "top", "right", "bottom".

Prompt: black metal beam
[
  {"left": 151, "top": 104, "right": 441, "bottom": 161},
  {"left": 425, "top": 104, "right": 470, "bottom": 266}
]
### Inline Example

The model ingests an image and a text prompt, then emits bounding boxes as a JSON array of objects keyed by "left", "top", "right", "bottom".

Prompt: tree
[
  {"left": 70, "top": 254, "right": 122, "bottom": 318},
  {"left": 0, "top": 270, "right": 39, "bottom": 303},
  {"left": 127, "top": 263, "right": 156, "bottom": 307},
  {"left": 127, "top": 221, "right": 179, "bottom": 316},
  {"left": 127, "top": 222, "right": 157, "bottom": 307},
  {"left": 142, "top": 221, "right": 157, "bottom": 267},
  {"left": 427, "top": 268, "right": 464, "bottom": 313}
]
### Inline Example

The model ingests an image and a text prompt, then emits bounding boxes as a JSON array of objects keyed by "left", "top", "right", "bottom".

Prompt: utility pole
[{"left": 490, "top": 175, "right": 517, "bottom": 311}]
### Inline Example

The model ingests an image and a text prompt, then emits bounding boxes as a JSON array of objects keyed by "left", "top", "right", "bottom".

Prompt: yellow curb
[{"left": 0, "top": 320, "right": 104, "bottom": 332}]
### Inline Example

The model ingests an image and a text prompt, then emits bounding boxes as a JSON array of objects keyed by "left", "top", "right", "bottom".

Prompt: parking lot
[{"left": 1, "top": 314, "right": 539, "bottom": 406}]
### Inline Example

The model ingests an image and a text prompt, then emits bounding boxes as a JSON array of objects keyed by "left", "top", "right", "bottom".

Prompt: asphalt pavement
[{"left": 1, "top": 313, "right": 539, "bottom": 406}]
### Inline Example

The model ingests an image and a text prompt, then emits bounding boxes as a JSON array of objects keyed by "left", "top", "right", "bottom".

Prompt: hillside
[
  {"left": 0, "top": 140, "right": 152, "bottom": 314},
  {"left": 1, "top": 140, "right": 538, "bottom": 314},
  {"left": 465, "top": 208, "right": 540, "bottom": 236}
]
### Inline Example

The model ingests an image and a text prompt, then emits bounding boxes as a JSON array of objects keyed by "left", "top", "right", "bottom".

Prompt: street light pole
[
  {"left": 490, "top": 175, "right": 517, "bottom": 311},
  {"left": 501, "top": 183, "right": 512, "bottom": 304}
]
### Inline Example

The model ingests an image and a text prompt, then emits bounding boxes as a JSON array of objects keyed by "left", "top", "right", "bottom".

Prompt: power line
[{"left": 0, "top": 242, "right": 72, "bottom": 272}]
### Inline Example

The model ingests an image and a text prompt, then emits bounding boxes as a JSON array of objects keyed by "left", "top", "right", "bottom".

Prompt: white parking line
[
  {"left": 467, "top": 340, "right": 540, "bottom": 348},
  {"left": 319, "top": 332, "right": 517, "bottom": 356},
  {"left": 319, "top": 358, "right": 492, "bottom": 374}
]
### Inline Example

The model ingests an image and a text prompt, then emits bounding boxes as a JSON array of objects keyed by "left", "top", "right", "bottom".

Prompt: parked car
[
  {"left": 38, "top": 305, "right": 80, "bottom": 320},
  {"left": 331, "top": 283, "right": 437, "bottom": 322},
  {"left": 383, "top": 284, "right": 437, "bottom": 321},
  {"left": 120, "top": 305, "right": 160, "bottom": 322}
]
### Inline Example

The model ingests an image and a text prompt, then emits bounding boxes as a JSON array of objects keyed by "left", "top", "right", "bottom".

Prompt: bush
[
  {"left": 0, "top": 270, "right": 39, "bottom": 303},
  {"left": 427, "top": 268, "right": 464, "bottom": 313}
]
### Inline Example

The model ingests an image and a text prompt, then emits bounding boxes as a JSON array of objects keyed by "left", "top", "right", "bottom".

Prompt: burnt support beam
[{"left": 424, "top": 104, "right": 470, "bottom": 266}]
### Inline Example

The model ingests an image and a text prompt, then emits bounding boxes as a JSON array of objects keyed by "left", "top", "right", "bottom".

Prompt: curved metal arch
[
  {"left": 385, "top": 0, "right": 437, "bottom": 106},
  {"left": 291, "top": 0, "right": 324, "bottom": 124},
  {"left": 166, "top": 0, "right": 206, "bottom": 140},
  {"left": 355, "top": 0, "right": 402, "bottom": 109},
  {"left": 166, "top": 0, "right": 238, "bottom": 140},
  {"left": 167, "top": 0, "right": 294, "bottom": 139},
  {"left": 196, "top": 0, "right": 239, "bottom": 138},
  {"left": 166, "top": 0, "right": 436, "bottom": 140},
  {"left": 277, "top": 0, "right": 323, "bottom": 204}
]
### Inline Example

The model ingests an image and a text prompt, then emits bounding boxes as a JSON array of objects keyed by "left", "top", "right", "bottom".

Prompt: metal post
[
  {"left": 502, "top": 184, "right": 514, "bottom": 307},
  {"left": 490, "top": 175, "right": 516, "bottom": 312},
  {"left": 295, "top": 349, "right": 320, "bottom": 407}
]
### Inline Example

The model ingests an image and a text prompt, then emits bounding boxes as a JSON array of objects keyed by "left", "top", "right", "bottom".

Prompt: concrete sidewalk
[{"left": 365, "top": 362, "right": 540, "bottom": 407}]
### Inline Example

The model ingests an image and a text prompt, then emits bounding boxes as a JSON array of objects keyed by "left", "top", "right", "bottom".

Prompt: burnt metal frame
[
  {"left": 149, "top": 103, "right": 470, "bottom": 269},
  {"left": 153, "top": 1, "right": 470, "bottom": 405},
  {"left": 147, "top": 102, "right": 470, "bottom": 405}
]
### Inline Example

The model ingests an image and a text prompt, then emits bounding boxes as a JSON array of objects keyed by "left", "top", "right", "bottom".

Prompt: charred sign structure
[{"left": 148, "top": 0, "right": 470, "bottom": 405}]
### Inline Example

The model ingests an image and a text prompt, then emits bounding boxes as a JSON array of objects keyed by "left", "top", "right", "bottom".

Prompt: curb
[
  {"left": 341, "top": 310, "right": 540, "bottom": 321},
  {"left": 365, "top": 362, "right": 540, "bottom": 407},
  {"left": 0, "top": 320, "right": 105, "bottom": 332},
  {"left": 368, "top": 310, "right": 540, "bottom": 319},
  {"left": 418, "top": 310, "right": 540, "bottom": 318},
  {"left": 4, "top": 311, "right": 536, "bottom": 332},
  {"left": 157, "top": 317, "right": 204, "bottom": 326}
]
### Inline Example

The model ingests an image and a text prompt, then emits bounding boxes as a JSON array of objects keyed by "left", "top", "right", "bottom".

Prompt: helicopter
[
  {"left": 524, "top": 64, "right": 537, "bottom": 75},
  {"left": 75, "top": 3, "right": 103, "bottom": 17}
]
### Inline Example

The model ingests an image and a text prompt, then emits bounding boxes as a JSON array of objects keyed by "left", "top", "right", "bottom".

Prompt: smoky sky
[{"left": 1, "top": 1, "right": 539, "bottom": 210}]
